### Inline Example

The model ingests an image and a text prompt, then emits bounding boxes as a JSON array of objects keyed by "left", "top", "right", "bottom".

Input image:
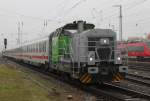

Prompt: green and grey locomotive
[{"left": 49, "top": 21, "right": 128, "bottom": 84}]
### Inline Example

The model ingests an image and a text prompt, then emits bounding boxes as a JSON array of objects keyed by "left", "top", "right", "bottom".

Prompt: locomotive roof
[
  {"left": 80, "top": 28, "right": 116, "bottom": 37},
  {"left": 62, "top": 21, "right": 95, "bottom": 30}
]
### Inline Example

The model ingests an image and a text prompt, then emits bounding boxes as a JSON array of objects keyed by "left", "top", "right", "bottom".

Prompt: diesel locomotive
[{"left": 3, "top": 21, "right": 128, "bottom": 84}]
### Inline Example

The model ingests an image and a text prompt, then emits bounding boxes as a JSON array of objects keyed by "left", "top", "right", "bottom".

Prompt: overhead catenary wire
[
  {"left": 92, "top": 0, "right": 148, "bottom": 21},
  {"left": 0, "top": 7, "right": 66, "bottom": 23},
  {"left": 58, "top": 0, "right": 87, "bottom": 20}
]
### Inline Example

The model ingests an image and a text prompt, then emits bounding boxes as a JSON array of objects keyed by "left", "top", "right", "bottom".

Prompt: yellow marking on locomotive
[
  {"left": 80, "top": 73, "right": 92, "bottom": 84},
  {"left": 113, "top": 73, "right": 123, "bottom": 82},
  {"left": 86, "top": 77, "right": 92, "bottom": 84},
  {"left": 115, "top": 75, "right": 121, "bottom": 81},
  {"left": 80, "top": 73, "right": 88, "bottom": 81},
  {"left": 117, "top": 73, "right": 123, "bottom": 80},
  {"left": 82, "top": 74, "right": 91, "bottom": 83}
]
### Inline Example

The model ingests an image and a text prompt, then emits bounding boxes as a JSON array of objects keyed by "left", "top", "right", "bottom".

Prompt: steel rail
[
  {"left": 126, "top": 74, "right": 150, "bottom": 87},
  {"left": 104, "top": 83, "right": 150, "bottom": 100}
]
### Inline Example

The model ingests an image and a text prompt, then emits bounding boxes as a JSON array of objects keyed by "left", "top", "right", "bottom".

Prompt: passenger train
[
  {"left": 3, "top": 21, "right": 128, "bottom": 84},
  {"left": 127, "top": 41, "right": 150, "bottom": 60},
  {"left": 118, "top": 41, "right": 150, "bottom": 60}
]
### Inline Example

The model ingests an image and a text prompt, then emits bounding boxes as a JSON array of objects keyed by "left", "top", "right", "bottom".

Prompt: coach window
[
  {"left": 146, "top": 42, "right": 150, "bottom": 48},
  {"left": 33, "top": 44, "right": 35, "bottom": 52},
  {"left": 30, "top": 45, "right": 32, "bottom": 53},
  {"left": 41, "top": 42, "right": 42, "bottom": 52},
  {"left": 28, "top": 45, "right": 30, "bottom": 52},
  {"left": 43, "top": 42, "right": 44, "bottom": 52},
  {"left": 36, "top": 43, "right": 38, "bottom": 52},
  {"left": 41, "top": 43, "right": 42, "bottom": 52},
  {"left": 45, "top": 42, "right": 46, "bottom": 52},
  {"left": 40, "top": 44, "right": 42, "bottom": 52},
  {"left": 32, "top": 45, "right": 33, "bottom": 52},
  {"left": 41, "top": 43, "right": 43, "bottom": 52},
  {"left": 44, "top": 41, "right": 46, "bottom": 52},
  {"left": 41, "top": 42, "right": 43, "bottom": 52},
  {"left": 128, "top": 46, "right": 144, "bottom": 52},
  {"left": 40, "top": 42, "right": 42, "bottom": 52},
  {"left": 43, "top": 42, "right": 45, "bottom": 52},
  {"left": 44, "top": 42, "right": 46, "bottom": 52},
  {"left": 35, "top": 44, "right": 36, "bottom": 52},
  {"left": 42, "top": 42, "right": 44, "bottom": 52},
  {"left": 23, "top": 47, "right": 24, "bottom": 53},
  {"left": 39, "top": 43, "right": 41, "bottom": 52},
  {"left": 28, "top": 46, "right": 29, "bottom": 52},
  {"left": 32, "top": 44, "right": 33, "bottom": 52},
  {"left": 36, "top": 43, "right": 39, "bottom": 52},
  {"left": 25, "top": 46, "right": 26, "bottom": 53},
  {"left": 30, "top": 45, "right": 32, "bottom": 52},
  {"left": 26, "top": 46, "right": 27, "bottom": 53},
  {"left": 27, "top": 46, "right": 28, "bottom": 52},
  {"left": 29, "top": 45, "right": 30, "bottom": 52},
  {"left": 30, "top": 45, "right": 31, "bottom": 52}
]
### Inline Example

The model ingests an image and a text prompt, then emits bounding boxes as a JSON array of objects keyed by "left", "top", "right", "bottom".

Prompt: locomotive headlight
[
  {"left": 117, "top": 57, "right": 121, "bottom": 61},
  {"left": 100, "top": 38, "right": 109, "bottom": 45},
  {"left": 88, "top": 51, "right": 95, "bottom": 65},
  {"left": 116, "top": 56, "right": 122, "bottom": 64},
  {"left": 90, "top": 57, "right": 93, "bottom": 61},
  {"left": 104, "top": 39, "right": 107, "bottom": 44},
  {"left": 115, "top": 51, "right": 122, "bottom": 64}
]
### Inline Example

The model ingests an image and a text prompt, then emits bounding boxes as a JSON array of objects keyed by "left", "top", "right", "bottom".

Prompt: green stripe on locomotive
[{"left": 52, "top": 35, "right": 71, "bottom": 64}]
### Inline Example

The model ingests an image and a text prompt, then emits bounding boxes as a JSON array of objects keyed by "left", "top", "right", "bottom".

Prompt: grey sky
[{"left": 0, "top": 0, "right": 150, "bottom": 51}]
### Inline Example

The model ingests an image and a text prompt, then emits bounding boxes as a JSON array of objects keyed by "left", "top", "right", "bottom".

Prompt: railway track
[
  {"left": 128, "top": 60, "right": 150, "bottom": 85},
  {"left": 102, "top": 83, "right": 150, "bottom": 101},
  {"left": 128, "top": 60, "right": 150, "bottom": 72},
  {"left": 126, "top": 73, "right": 150, "bottom": 87},
  {"left": 4, "top": 58, "right": 150, "bottom": 101},
  {"left": 129, "top": 65, "right": 150, "bottom": 71}
]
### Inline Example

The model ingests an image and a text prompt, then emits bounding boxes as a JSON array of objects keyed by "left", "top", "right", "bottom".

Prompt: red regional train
[
  {"left": 127, "top": 41, "right": 150, "bottom": 59},
  {"left": 118, "top": 41, "right": 150, "bottom": 60}
]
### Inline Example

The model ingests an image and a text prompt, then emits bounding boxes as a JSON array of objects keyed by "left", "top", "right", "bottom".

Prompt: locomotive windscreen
[{"left": 88, "top": 37, "right": 114, "bottom": 60}]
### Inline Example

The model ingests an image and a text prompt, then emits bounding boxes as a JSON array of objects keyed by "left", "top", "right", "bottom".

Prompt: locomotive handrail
[
  {"left": 78, "top": 55, "right": 115, "bottom": 61},
  {"left": 58, "top": 40, "right": 77, "bottom": 71},
  {"left": 78, "top": 46, "right": 116, "bottom": 48},
  {"left": 79, "top": 40, "right": 115, "bottom": 43}
]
